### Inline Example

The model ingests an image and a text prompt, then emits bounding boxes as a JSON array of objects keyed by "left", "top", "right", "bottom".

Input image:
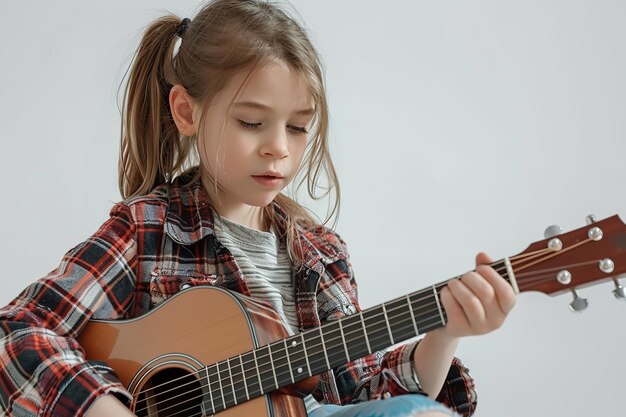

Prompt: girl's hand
[{"left": 438, "top": 252, "right": 516, "bottom": 338}]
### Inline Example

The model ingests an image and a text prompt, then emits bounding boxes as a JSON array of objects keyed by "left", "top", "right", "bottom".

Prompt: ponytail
[
  {"left": 118, "top": 16, "right": 196, "bottom": 199},
  {"left": 115, "top": 0, "right": 342, "bottom": 267}
]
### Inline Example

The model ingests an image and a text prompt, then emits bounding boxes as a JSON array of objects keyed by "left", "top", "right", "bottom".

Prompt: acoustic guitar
[{"left": 77, "top": 214, "right": 626, "bottom": 417}]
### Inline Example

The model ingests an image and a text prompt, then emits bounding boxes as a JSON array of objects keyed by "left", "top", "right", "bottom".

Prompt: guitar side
[{"left": 77, "top": 286, "right": 310, "bottom": 417}]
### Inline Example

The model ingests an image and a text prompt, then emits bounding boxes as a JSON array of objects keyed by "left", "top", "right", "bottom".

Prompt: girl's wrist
[{"left": 426, "top": 327, "right": 461, "bottom": 346}]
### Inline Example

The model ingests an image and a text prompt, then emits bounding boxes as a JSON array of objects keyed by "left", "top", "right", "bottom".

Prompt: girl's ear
[{"left": 169, "top": 84, "right": 197, "bottom": 136}]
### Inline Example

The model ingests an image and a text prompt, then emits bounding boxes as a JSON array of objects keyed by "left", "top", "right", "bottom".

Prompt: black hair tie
[{"left": 176, "top": 17, "right": 191, "bottom": 38}]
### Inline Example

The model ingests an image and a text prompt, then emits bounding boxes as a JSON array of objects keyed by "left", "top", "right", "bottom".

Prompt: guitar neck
[{"left": 203, "top": 258, "right": 514, "bottom": 406}]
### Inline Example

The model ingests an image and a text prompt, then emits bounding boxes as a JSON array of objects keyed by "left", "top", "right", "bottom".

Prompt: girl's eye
[
  {"left": 237, "top": 119, "right": 308, "bottom": 135},
  {"left": 290, "top": 125, "right": 309, "bottom": 134},
  {"left": 238, "top": 120, "right": 260, "bottom": 130}
]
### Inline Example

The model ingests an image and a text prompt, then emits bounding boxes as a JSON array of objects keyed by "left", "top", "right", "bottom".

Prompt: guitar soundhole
[{"left": 134, "top": 367, "right": 204, "bottom": 417}]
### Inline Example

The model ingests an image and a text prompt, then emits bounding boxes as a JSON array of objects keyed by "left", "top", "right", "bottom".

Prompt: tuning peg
[
  {"left": 586, "top": 214, "right": 597, "bottom": 225},
  {"left": 569, "top": 289, "right": 588, "bottom": 312},
  {"left": 612, "top": 278, "right": 626, "bottom": 300},
  {"left": 544, "top": 225, "right": 563, "bottom": 239}
]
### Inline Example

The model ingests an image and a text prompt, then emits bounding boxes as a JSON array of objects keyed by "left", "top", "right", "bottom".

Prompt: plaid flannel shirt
[{"left": 0, "top": 167, "right": 477, "bottom": 417}]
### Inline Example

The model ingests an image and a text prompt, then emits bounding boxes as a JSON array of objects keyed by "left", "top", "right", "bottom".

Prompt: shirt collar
[{"left": 163, "top": 167, "right": 344, "bottom": 273}]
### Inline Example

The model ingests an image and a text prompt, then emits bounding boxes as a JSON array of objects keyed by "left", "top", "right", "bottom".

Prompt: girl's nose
[{"left": 260, "top": 129, "right": 289, "bottom": 158}]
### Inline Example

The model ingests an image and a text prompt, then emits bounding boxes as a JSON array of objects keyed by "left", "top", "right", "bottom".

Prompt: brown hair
[{"left": 117, "top": 0, "right": 340, "bottom": 267}]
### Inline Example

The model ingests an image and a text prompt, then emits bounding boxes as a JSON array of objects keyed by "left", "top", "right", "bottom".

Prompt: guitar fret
[
  {"left": 229, "top": 355, "right": 244, "bottom": 404},
  {"left": 363, "top": 306, "right": 393, "bottom": 349},
  {"left": 238, "top": 354, "right": 249, "bottom": 401},
  {"left": 241, "top": 352, "right": 260, "bottom": 398},
  {"left": 301, "top": 332, "right": 312, "bottom": 375},
  {"left": 267, "top": 344, "right": 279, "bottom": 389},
  {"left": 388, "top": 298, "right": 418, "bottom": 342},
  {"left": 319, "top": 326, "right": 331, "bottom": 370},
  {"left": 226, "top": 358, "right": 236, "bottom": 405},
  {"left": 253, "top": 349, "right": 264, "bottom": 395},
  {"left": 208, "top": 364, "right": 223, "bottom": 412},
  {"left": 342, "top": 315, "right": 369, "bottom": 359},
  {"left": 338, "top": 319, "right": 350, "bottom": 362},
  {"left": 381, "top": 303, "right": 395, "bottom": 345},
  {"left": 359, "top": 312, "right": 372, "bottom": 352},
  {"left": 257, "top": 346, "right": 277, "bottom": 392},
  {"left": 406, "top": 294, "right": 419, "bottom": 335},
  {"left": 204, "top": 366, "right": 216, "bottom": 414},
  {"left": 287, "top": 336, "right": 307, "bottom": 380},
  {"left": 216, "top": 361, "right": 226, "bottom": 410},
  {"left": 323, "top": 321, "right": 347, "bottom": 367},
  {"left": 432, "top": 284, "right": 445, "bottom": 326},
  {"left": 284, "top": 339, "right": 295, "bottom": 384},
  {"left": 269, "top": 342, "right": 291, "bottom": 388},
  {"left": 302, "top": 330, "right": 326, "bottom": 374}
]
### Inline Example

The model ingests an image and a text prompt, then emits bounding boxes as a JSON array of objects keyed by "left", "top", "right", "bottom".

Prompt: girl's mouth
[{"left": 252, "top": 175, "right": 283, "bottom": 187}]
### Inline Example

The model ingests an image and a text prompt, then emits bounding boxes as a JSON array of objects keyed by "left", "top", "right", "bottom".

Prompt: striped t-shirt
[{"left": 211, "top": 209, "right": 322, "bottom": 413}]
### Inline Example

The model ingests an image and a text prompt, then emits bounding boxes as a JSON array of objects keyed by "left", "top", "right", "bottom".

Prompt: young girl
[{"left": 0, "top": 1, "right": 516, "bottom": 416}]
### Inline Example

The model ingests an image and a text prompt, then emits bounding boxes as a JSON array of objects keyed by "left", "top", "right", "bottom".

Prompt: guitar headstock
[{"left": 510, "top": 214, "right": 626, "bottom": 311}]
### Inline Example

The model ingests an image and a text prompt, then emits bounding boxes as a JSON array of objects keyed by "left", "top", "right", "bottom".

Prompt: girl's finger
[
  {"left": 446, "top": 277, "right": 486, "bottom": 330},
  {"left": 460, "top": 271, "right": 503, "bottom": 321},
  {"left": 439, "top": 286, "right": 469, "bottom": 330},
  {"left": 475, "top": 251, "right": 493, "bottom": 266},
  {"left": 476, "top": 264, "right": 517, "bottom": 314}
]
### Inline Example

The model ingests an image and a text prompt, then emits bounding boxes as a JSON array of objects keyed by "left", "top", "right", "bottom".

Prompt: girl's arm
[
  {"left": 412, "top": 330, "right": 460, "bottom": 400},
  {"left": 312, "top": 232, "right": 480, "bottom": 416},
  {"left": 85, "top": 395, "right": 136, "bottom": 417},
  {"left": 412, "top": 252, "right": 516, "bottom": 399},
  {"left": 0, "top": 202, "right": 138, "bottom": 417}
]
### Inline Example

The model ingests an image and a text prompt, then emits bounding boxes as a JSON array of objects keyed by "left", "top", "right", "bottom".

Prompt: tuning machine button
[
  {"left": 599, "top": 258, "right": 615, "bottom": 274},
  {"left": 569, "top": 289, "right": 588, "bottom": 312},
  {"left": 544, "top": 225, "right": 563, "bottom": 239},
  {"left": 556, "top": 270, "right": 572, "bottom": 285},
  {"left": 586, "top": 214, "right": 597, "bottom": 225},
  {"left": 548, "top": 238, "right": 563, "bottom": 251}
]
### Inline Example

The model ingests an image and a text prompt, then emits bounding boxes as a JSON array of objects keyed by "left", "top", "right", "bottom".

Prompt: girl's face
[{"left": 197, "top": 60, "right": 314, "bottom": 219}]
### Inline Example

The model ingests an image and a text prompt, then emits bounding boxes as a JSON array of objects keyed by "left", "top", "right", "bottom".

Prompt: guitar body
[{"left": 78, "top": 286, "right": 314, "bottom": 416}]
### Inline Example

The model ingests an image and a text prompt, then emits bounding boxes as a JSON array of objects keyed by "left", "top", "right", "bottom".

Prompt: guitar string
[
  {"left": 132, "top": 252, "right": 549, "bottom": 410},
  {"left": 134, "top": 255, "right": 521, "bottom": 407},
  {"left": 133, "top": 279, "right": 458, "bottom": 415},
  {"left": 514, "top": 259, "right": 599, "bottom": 278},
  {"left": 512, "top": 238, "right": 592, "bottom": 272},
  {"left": 132, "top": 283, "right": 453, "bottom": 409},
  {"left": 134, "top": 263, "right": 587, "bottom": 416},
  {"left": 137, "top": 255, "right": 548, "bottom": 417},
  {"left": 132, "top": 253, "right": 565, "bottom": 412},
  {"left": 132, "top": 301, "right": 446, "bottom": 415},
  {"left": 133, "top": 309, "right": 447, "bottom": 417},
  {"left": 512, "top": 260, "right": 603, "bottom": 289},
  {"left": 510, "top": 238, "right": 599, "bottom": 290},
  {"left": 514, "top": 257, "right": 601, "bottom": 277},
  {"left": 139, "top": 319, "right": 451, "bottom": 417},
  {"left": 133, "top": 315, "right": 443, "bottom": 416},
  {"left": 133, "top": 246, "right": 590, "bottom": 412},
  {"left": 133, "top": 248, "right": 557, "bottom": 405}
]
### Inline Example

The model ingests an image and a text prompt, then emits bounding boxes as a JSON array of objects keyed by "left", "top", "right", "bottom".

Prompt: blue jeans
[{"left": 307, "top": 394, "right": 460, "bottom": 417}]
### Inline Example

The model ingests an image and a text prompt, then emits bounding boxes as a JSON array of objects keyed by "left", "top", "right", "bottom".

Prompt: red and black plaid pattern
[{"left": 0, "top": 167, "right": 476, "bottom": 416}]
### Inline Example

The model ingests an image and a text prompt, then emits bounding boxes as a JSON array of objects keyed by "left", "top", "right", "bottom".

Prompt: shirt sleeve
[
  {"left": 313, "top": 233, "right": 478, "bottom": 417},
  {"left": 0, "top": 202, "right": 138, "bottom": 417}
]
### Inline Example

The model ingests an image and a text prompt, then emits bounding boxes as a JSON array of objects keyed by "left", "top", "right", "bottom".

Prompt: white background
[{"left": 1, "top": 1, "right": 625, "bottom": 416}]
